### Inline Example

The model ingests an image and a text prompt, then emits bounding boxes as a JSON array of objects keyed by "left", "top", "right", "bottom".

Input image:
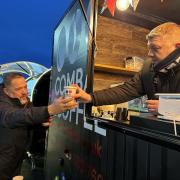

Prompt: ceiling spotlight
[{"left": 116, "top": 0, "right": 130, "bottom": 11}]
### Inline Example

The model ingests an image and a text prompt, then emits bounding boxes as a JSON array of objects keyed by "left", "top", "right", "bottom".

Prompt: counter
[
  {"left": 46, "top": 113, "right": 180, "bottom": 180},
  {"left": 98, "top": 114, "right": 180, "bottom": 151},
  {"left": 94, "top": 115, "right": 180, "bottom": 180}
]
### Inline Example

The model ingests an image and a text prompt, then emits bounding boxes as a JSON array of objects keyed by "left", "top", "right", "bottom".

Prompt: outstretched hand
[
  {"left": 48, "top": 96, "right": 78, "bottom": 116},
  {"left": 71, "top": 84, "right": 92, "bottom": 103}
]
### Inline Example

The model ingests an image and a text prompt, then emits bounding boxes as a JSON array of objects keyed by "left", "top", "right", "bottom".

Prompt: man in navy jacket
[
  {"left": 73, "top": 22, "right": 180, "bottom": 113},
  {"left": 0, "top": 73, "right": 77, "bottom": 180}
]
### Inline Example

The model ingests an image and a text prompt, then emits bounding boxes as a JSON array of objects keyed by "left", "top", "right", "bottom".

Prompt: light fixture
[
  {"left": 105, "top": 0, "right": 140, "bottom": 16},
  {"left": 116, "top": 0, "right": 130, "bottom": 11},
  {"left": 116, "top": 0, "right": 140, "bottom": 11}
]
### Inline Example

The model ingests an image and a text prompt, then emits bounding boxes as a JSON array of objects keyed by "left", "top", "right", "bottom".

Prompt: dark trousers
[{"left": 0, "top": 144, "right": 25, "bottom": 180}]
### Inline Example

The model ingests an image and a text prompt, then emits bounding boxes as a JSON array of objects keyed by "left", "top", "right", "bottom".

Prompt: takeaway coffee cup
[{"left": 64, "top": 86, "right": 77, "bottom": 98}]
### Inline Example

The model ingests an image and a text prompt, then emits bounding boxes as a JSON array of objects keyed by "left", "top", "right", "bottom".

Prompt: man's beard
[{"left": 19, "top": 97, "right": 28, "bottom": 105}]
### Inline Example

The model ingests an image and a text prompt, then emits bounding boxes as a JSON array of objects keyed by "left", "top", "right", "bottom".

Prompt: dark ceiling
[{"left": 98, "top": 0, "right": 180, "bottom": 29}]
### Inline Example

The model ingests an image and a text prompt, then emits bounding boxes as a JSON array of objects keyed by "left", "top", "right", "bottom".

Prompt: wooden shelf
[{"left": 94, "top": 63, "right": 138, "bottom": 76}]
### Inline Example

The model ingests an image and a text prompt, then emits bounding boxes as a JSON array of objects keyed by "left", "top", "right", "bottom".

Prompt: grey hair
[
  {"left": 3, "top": 73, "right": 24, "bottom": 88},
  {"left": 146, "top": 22, "right": 180, "bottom": 41}
]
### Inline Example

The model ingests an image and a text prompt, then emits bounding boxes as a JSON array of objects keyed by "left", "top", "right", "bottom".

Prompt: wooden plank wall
[{"left": 93, "top": 15, "right": 150, "bottom": 91}]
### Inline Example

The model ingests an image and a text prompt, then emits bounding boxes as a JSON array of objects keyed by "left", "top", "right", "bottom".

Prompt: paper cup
[{"left": 64, "top": 86, "right": 77, "bottom": 98}]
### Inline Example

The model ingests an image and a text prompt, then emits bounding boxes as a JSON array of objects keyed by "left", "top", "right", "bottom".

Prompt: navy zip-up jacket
[{"left": 0, "top": 86, "right": 49, "bottom": 179}]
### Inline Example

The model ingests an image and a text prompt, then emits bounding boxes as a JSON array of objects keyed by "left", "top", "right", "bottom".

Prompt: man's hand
[
  {"left": 146, "top": 100, "right": 159, "bottom": 113},
  {"left": 48, "top": 97, "right": 78, "bottom": 116},
  {"left": 42, "top": 117, "right": 53, "bottom": 127},
  {"left": 71, "top": 84, "right": 92, "bottom": 103}
]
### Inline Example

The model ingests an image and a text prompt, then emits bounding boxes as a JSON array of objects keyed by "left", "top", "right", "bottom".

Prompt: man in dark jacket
[
  {"left": 0, "top": 73, "right": 77, "bottom": 180},
  {"left": 73, "top": 22, "right": 180, "bottom": 113}
]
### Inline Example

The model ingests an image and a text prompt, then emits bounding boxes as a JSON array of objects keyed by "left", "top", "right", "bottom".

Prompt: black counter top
[
  {"left": 87, "top": 115, "right": 180, "bottom": 151},
  {"left": 130, "top": 114, "right": 180, "bottom": 135}
]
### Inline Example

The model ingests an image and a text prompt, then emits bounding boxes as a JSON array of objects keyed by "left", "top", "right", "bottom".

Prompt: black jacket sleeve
[
  {"left": 92, "top": 72, "right": 146, "bottom": 106},
  {"left": 0, "top": 103, "right": 50, "bottom": 128}
]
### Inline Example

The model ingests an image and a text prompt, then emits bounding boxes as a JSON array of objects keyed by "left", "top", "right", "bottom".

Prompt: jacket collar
[{"left": 153, "top": 48, "right": 180, "bottom": 73}]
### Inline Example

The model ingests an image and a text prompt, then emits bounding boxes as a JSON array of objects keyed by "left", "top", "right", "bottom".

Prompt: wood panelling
[
  {"left": 93, "top": 15, "right": 150, "bottom": 91},
  {"left": 95, "top": 15, "right": 149, "bottom": 66},
  {"left": 94, "top": 72, "right": 130, "bottom": 91}
]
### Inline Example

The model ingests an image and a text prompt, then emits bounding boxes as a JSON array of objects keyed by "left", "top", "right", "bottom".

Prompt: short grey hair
[
  {"left": 3, "top": 73, "right": 24, "bottom": 88},
  {"left": 146, "top": 22, "right": 180, "bottom": 41}
]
